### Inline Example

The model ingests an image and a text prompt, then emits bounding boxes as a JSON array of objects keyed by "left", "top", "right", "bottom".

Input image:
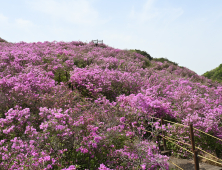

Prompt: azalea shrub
[{"left": 0, "top": 40, "right": 222, "bottom": 169}]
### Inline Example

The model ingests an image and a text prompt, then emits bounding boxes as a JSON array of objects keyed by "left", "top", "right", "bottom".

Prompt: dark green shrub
[
  {"left": 202, "top": 71, "right": 214, "bottom": 79},
  {"left": 54, "top": 69, "right": 70, "bottom": 85},
  {"left": 57, "top": 54, "right": 69, "bottom": 62},
  {"left": 135, "top": 49, "right": 153, "bottom": 60},
  {"left": 129, "top": 49, "right": 153, "bottom": 60},
  {"left": 73, "top": 58, "right": 93, "bottom": 68},
  {"left": 202, "top": 63, "right": 222, "bottom": 84},
  {"left": 141, "top": 57, "right": 151, "bottom": 69}
]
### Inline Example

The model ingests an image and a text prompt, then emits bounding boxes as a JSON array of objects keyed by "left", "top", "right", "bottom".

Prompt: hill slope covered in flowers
[{"left": 0, "top": 40, "right": 222, "bottom": 169}]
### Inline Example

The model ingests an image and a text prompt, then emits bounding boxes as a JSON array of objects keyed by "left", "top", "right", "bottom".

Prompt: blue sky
[{"left": 0, "top": 0, "right": 222, "bottom": 76}]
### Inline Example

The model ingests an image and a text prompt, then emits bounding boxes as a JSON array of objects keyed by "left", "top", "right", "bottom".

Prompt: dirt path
[
  {"left": 168, "top": 156, "right": 222, "bottom": 170},
  {"left": 150, "top": 141, "right": 222, "bottom": 170}
]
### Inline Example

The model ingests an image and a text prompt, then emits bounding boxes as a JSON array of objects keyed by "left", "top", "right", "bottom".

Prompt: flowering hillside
[{"left": 0, "top": 40, "right": 222, "bottom": 170}]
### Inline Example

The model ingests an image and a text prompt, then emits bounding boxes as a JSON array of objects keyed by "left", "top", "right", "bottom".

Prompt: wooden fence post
[
  {"left": 161, "top": 117, "right": 167, "bottom": 151},
  {"left": 194, "top": 149, "right": 200, "bottom": 170},
  {"left": 92, "top": 39, "right": 103, "bottom": 47},
  {"left": 190, "top": 123, "right": 199, "bottom": 170}
]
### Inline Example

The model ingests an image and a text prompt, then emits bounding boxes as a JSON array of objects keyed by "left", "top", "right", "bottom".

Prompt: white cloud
[
  {"left": 15, "top": 18, "right": 34, "bottom": 28},
  {"left": 14, "top": 18, "right": 35, "bottom": 35},
  {"left": 161, "top": 8, "right": 184, "bottom": 24},
  {"left": 0, "top": 14, "right": 8, "bottom": 22},
  {"left": 26, "top": 0, "right": 105, "bottom": 26},
  {"left": 143, "top": 0, "right": 156, "bottom": 10},
  {"left": 129, "top": 0, "right": 183, "bottom": 25},
  {"left": 129, "top": 0, "right": 159, "bottom": 23}
]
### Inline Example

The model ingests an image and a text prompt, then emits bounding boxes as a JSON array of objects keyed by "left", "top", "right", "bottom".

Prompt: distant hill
[
  {"left": 130, "top": 48, "right": 222, "bottom": 86},
  {"left": 202, "top": 64, "right": 222, "bottom": 84}
]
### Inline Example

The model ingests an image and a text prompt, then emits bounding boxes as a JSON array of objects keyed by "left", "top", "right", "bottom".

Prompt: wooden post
[
  {"left": 190, "top": 123, "right": 199, "bottom": 170},
  {"left": 157, "top": 135, "right": 161, "bottom": 154},
  {"left": 190, "top": 123, "right": 195, "bottom": 152},
  {"left": 161, "top": 117, "right": 167, "bottom": 151},
  {"left": 92, "top": 39, "right": 103, "bottom": 47},
  {"left": 194, "top": 149, "right": 200, "bottom": 170}
]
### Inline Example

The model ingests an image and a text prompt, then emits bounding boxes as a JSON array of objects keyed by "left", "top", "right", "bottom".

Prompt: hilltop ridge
[{"left": 127, "top": 48, "right": 222, "bottom": 86}]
